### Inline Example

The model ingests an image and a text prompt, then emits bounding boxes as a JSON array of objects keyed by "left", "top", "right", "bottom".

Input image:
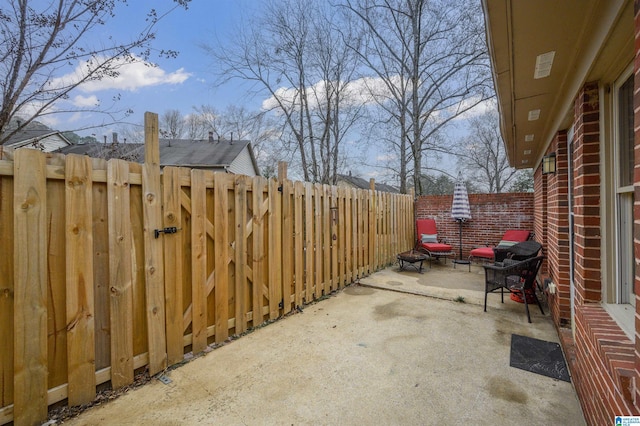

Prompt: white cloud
[
  {"left": 261, "top": 76, "right": 384, "bottom": 112},
  {"left": 376, "top": 153, "right": 396, "bottom": 162},
  {"left": 72, "top": 95, "right": 99, "bottom": 107},
  {"left": 66, "top": 112, "right": 85, "bottom": 123},
  {"left": 260, "top": 75, "right": 493, "bottom": 128},
  {"left": 48, "top": 55, "right": 191, "bottom": 93},
  {"left": 448, "top": 97, "right": 495, "bottom": 121}
]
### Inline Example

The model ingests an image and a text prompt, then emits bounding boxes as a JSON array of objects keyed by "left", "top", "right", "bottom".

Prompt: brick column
[
  {"left": 572, "top": 82, "right": 602, "bottom": 304},
  {"left": 533, "top": 166, "right": 547, "bottom": 273},
  {"left": 547, "top": 131, "right": 571, "bottom": 326}
]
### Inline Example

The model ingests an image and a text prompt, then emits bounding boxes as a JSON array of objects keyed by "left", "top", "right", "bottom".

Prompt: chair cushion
[
  {"left": 416, "top": 219, "right": 438, "bottom": 236},
  {"left": 421, "top": 233, "right": 438, "bottom": 243},
  {"left": 470, "top": 246, "right": 494, "bottom": 259},
  {"left": 420, "top": 242, "right": 452, "bottom": 253},
  {"left": 496, "top": 240, "right": 518, "bottom": 249},
  {"left": 502, "top": 230, "right": 530, "bottom": 243}
]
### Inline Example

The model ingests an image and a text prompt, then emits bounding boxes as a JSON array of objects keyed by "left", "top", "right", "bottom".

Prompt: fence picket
[
  {"left": 13, "top": 149, "right": 48, "bottom": 425},
  {"left": 0, "top": 165, "right": 13, "bottom": 412},
  {"left": 282, "top": 179, "right": 293, "bottom": 312},
  {"left": 214, "top": 173, "right": 230, "bottom": 342},
  {"left": 46, "top": 163, "right": 67, "bottom": 390},
  {"left": 107, "top": 159, "right": 134, "bottom": 389},
  {"left": 304, "top": 182, "right": 313, "bottom": 303},
  {"left": 252, "top": 176, "right": 266, "bottom": 326},
  {"left": 330, "top": 185, "right": 338, "bottom": 291},
  {"left": 191, "top": 170, "right": 207, "bottom": 353},
  {"left": 293, "top": 181, "right": 304, "bottom": 307},
  {"left": 268, "top": 178, "right": 281, "bottom": 319},
  {"left": 345, "top": 188, "right": 353, "bottom": 283},
  {"left": 65, "top": 155, "right": 96, "bottom": 405},
  {"left": 1, "top": 144, "right": 415, "bottom": 424},
  {"left": 314, "top": 184, "right": 323, "bottom": 298},
  {"left": 162, "top": 167, "right": 184, "bottom": 366},
  {"left": 142, "top": 113, "right": 167, "bottom": 375},
  {"left": 234, "top": 175, "right": 248, "bottom": 334},
  {"left": 337, "top": 186, "right": 346, "bottom": 288}
]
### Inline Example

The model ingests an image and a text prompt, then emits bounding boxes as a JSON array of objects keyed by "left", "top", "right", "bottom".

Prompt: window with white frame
[
  {"left": 603, "top": 67, "right": 636, "bottom": 338},
  {"left": 615, "top": 73, "right": 635, "bottom": 306}
]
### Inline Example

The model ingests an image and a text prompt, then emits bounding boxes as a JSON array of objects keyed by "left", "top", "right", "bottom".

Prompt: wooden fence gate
[{"left": 0, "top": 113, "right": 414, "bottom": 426}]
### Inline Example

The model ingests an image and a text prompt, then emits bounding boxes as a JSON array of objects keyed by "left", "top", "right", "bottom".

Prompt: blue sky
[
  {"left": 47, "top": 0, "right": 265, "bottom": 137},
  {"left": 35, "top": 0, "right": 492, "bottom": 183}
]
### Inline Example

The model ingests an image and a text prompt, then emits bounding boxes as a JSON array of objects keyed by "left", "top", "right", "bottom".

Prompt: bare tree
[
  {"left": 184, "top": 111, "right": 207, "bottom": 140},
  {"left": 160, "top": 109, "right": 185, "bottom": 139},
  {"left": 342, "top": 0, "right": 493, "bottom": 194},
  {"left": 205, "top": 0, "right": 362, "bottom": 184},
  {"left": 456, "top": 108, "right": 520, "bottom": 193},
  {"left": 0, "top": 0, "right": 190, "bottom": 145},
  {"left": 187, "top": 104, "right": 283, "bottom": 176}
]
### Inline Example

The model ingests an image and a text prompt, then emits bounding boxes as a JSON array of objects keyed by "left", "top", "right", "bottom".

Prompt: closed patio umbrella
[{"left": 451, "top": 172, "right": 471, "bottom": 265}]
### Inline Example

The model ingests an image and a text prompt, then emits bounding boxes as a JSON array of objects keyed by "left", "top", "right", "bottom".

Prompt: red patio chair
[
  {"left": 415, "top": 219, "right": 454, "bottom": 264},
  {"left": 469, "top": 230, "right": 531, "bottom": 264}
]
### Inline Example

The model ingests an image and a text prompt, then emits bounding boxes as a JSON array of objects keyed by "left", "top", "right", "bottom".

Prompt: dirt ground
[{"left": 58, "top": 263, "right": 585, "bottom": 425}]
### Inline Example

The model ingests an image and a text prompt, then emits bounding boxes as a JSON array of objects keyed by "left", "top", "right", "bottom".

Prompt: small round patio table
[{"left": 397, "top": 250, "right": 429, "bottom": 273}]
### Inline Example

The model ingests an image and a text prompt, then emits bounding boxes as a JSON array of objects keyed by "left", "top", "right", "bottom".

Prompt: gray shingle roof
[
  {"left": 1, "top": 120, "right": 70, "bottom": 147},
  {"left": 158, "top": 138, "right": 250, "bottom": 168},
  {"left": 337, "top": 173, "right": 399, "bottom": 193},
  {"left": 57, "top": 138, "right": 257, "bottom": 173}
]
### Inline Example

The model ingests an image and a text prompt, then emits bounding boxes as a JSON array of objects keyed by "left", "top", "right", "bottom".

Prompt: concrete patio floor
[{"left": 61, "top": 261, "right": 585, "bottom": 425}]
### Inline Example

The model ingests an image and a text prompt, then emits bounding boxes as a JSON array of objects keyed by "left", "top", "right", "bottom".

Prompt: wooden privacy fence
[{"left": 0, "top": 113, "right": 414, "bottom": 426}]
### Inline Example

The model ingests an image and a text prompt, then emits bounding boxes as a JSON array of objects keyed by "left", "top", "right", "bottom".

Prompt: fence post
[
  {"left": 142, "top": 112, "right": 167, "bottom": 375},
  {"left": 13, "top": 149, "right": 48, "bottom": 425}
]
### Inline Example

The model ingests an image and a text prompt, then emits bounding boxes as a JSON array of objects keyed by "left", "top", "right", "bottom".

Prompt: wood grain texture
[
  {"left": 142, "top": 112, "right": 167, "bottom": 375},
  {"left": 107, "top": 159, "right": 134, "bottom": 389},
  {"left": 234, "top": 175, "right": 248, "bottom": 334},
  {"left": 0, "top": 169, "right": 13, "bottom": 409},
  {"left": 190, "top": 169, "right": 207, "bottom": 353},
  {"left": 65, "top": 154, "right": 96, "bottom": 405},
  {"left": 214, "top": 173, "right": 229, "bottom": 343},
  {"left": 13, "top": 149, "right": 48, "bottom": 425},
  {"left": 162, "top": 167, "right": 184, "bottom": 366}
]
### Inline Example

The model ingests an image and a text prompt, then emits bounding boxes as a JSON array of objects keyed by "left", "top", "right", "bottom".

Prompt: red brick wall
[
  {"left": 553, "top": 78, "right": 640, "bottom": 424},
  {"left": 545, "top": 131, "right": 572, "bottom": 327},
  {"left": 572, "top": 82, "right": 602, "bottom": 304},
  {"left": 634, "top": 0, "right": 640, "bottom": 407},
  {"left": 534, "top": 161, "right": 548, "bottom": 275},
  {"left": 415, "top": 193, "right": 534, "bottom": 258},
  {"left": 572, "top": 306, "right": 638, "bottom": 423}
]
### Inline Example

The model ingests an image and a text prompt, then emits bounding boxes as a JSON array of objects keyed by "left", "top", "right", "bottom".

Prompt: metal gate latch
[{"left": 154, "top": 227, "right": 180, "bottom": 238}]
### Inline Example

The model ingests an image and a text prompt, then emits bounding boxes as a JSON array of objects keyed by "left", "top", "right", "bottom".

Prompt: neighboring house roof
[
  {"left": 1, "top": 120, "right": 71, "bottom": 152},
  {"left": 57, "top": 138, "right": 260, "bottom": 176},
  {"left": 336, "top": 173, "right": 399, "bottom": 193},
  {"left": 158, "top": 139, "right": 258, "bottom": 175},
  {"left": 482, "top": 0, "right": 628, "bottom": 169}
]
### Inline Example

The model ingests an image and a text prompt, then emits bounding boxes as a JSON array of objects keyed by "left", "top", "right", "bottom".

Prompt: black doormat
[{"left": 510, "top": 334, "right": 570, "bottom": 382}]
